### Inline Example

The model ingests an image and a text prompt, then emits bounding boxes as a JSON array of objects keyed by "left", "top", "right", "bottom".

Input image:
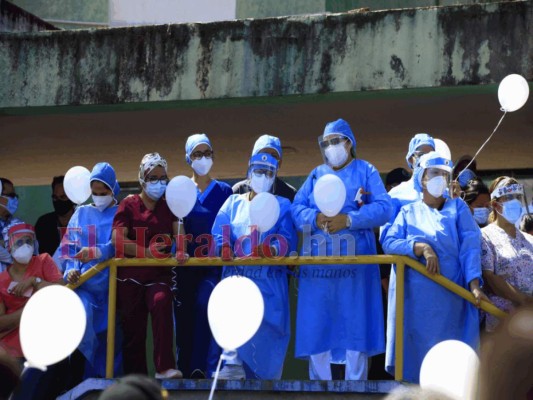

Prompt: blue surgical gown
[
  {"left": 61, "top": 203, "right": 117, "bottom": 377},
  {"left": 382, "top": 198, "right": 481, "bottom": 383},
  {"left": 291, "top": 159, "right": 392, "bottom": 361},
  {"left": 211, "top": 193, "right": 297, "bottom": 379}
]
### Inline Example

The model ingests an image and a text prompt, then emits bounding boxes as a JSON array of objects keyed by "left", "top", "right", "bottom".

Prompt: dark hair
[
  {"left": 51, "top": 176, "right": 65, "bottom": 191},
  {"left": 462, "top": 178, "right": 489, "bottom": 205},
  {"left": 520, "top": 214, "right": 533, "bottom": 234},
  {"left": 0, "top": 178, "right": 13, "bottom": 195},
  {"left": 386, "top": 167, "right": 411, "bottom": 187},
  {"left": 98, "top": 374, "right": 164, "bottom": 400}
]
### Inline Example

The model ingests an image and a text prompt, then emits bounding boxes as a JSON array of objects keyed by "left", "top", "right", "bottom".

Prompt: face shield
[
  {"left": 247, "top": 154, "right": 278, "bottom": 194},
  {"left": 318, "top": 134, "right": 352, "bottom": 168},
  {"left": 491, "top": 182, "right": 526, "bottom": 224},
  {"left": 419, "top": 156, "right": 453, "bottom": 198}
]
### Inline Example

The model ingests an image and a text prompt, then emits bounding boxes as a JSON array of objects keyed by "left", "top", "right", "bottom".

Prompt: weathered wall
[
  {"left": 0, "top": 1, "right": 531, "bottom": 108},
  {"left": 0, "top": 0, "right": 57, "bottom": 32}
]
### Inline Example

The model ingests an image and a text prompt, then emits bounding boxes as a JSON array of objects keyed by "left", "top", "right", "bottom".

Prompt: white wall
[{"left": 109, "top": 0, "right": 236, "bottom": 26}]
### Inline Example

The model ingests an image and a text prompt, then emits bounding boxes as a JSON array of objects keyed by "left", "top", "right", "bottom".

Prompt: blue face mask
[
  {"left": 144, "top": 182, "right": 166, "bottom": 201},
  {"left": 1, "top": 196, "right": 18, "bottom": 216},
  {"left": 498, "top": 199, "right": 523, "bottom": 224}
]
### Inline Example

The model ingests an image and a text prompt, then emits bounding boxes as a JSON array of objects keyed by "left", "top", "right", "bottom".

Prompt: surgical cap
[
  {"left": 91, "top": 162, "right": 120, "bottom": 197},
  {"left": 457, "top": 168, "right": 477, "bottom": 188},
  {"left": 413, "top": 151, "right": 453, "bottom": 192},
  {"left": 323, "top": 118, "right": 356, "bottom": 151},
  {"left": 406, "top": 133, "right": 435, "bottom": 169},
  {"left": 252, "top": 135, "right": 282, "bottom": 159},
  {"left": 8, "top": 223, "right": 35, "bottom": 251},
  {"left": 185, "top": 133, "right": 212, "bottom": 165},
  {"left": 139, "top": 153, "right": 168, "bottom": 183}
]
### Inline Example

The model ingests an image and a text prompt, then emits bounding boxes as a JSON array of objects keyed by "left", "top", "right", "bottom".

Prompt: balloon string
[
  {"left": 456, "top": 110, "right": 507, "bottom": 183},
  {"left": 208, "top": 355, "right": 224, "bottom": 400}
]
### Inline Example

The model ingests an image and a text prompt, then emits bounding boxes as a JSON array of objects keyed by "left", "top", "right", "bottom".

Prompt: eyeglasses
[
  {"left": 252, "top": 169, "right": 275, "bottom": 178},
  {"left": 191, "top": 150, "right": 213, "bottom": 160},
  {"left": 145, "top": 175, "right": 169, "bottom": 184},
  {"left": 320, "top": 137, "right": 347, "bottom": 148},
  {"left": 13, "top": 237, "right": 34, "bottom": 248}
]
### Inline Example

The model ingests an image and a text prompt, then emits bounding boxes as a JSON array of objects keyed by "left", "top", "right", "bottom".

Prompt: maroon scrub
[{"left": 113, "top": 194, "right": 177, "bottom": 375}]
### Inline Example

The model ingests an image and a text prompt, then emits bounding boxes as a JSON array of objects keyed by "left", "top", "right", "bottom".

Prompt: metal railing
[{"left": 66, "top": 255, "right": 507, "bottom": 381}]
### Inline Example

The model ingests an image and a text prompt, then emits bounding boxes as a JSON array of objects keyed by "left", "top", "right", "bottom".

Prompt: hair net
[
  {"left": 413, "top": 151, "right": 453, "bottom": 192},
  {"left": 406, "top": 133, "right": 435, "bottom": 169},
  {"left": 90, "top": 162, "right": 120, "bottom": 197},
  {"left": 252, "top": 135, "right": 282, "bottom": 159},
  {"left": 185, "top": 133, "right": 212, "bottom": 165}
]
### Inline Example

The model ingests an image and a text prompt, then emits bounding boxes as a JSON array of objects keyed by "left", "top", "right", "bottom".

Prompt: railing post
[
  {"left": 106, "top": 261, "right": 118, "bottom": 379},
  {"left": 395, "top": 260, "right": 405, "bottom": 381}
]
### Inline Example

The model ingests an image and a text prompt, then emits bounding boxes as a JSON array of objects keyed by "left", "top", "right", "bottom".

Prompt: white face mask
[
  {"left": 191, "top": 157, "right": 213, "bottom": 176},
  {"left": 473, "top": 207, "right": 490, "bottom": 226},
  {"left": 498, "top": 199, "right": 523, "bottom": 224},
  {"left": 145, "top": 182, "right": 166, "bottom": 201},
  {"left": 426, "top": 176, "right": 448, "bottom": 198},
  {"left": 250, "top": 174, "right": 274, "bottom": 194},
  {"left": 12, "top": 244, "right": 34, "bottom": 264},
  {"left": 92, "top": 195, "right": 114, "bottom": 212},
  {"left": 325, "top": 144, "right": 348, "bottom": 168}
]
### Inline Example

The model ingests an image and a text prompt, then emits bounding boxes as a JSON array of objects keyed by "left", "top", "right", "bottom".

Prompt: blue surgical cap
[
  {"left": 406, "top": 133, "right": 435, "bottom": 169},
  {"left": 185, "top": 133, "right": 212, "bottom": 165},
  {"left": 323, "top": 118, "right": 356, "bottom": 151},
  {"left": 91, "top": 162, "right": 120, "bottom": 197},
  {"left": 457, "top": 168, "right": 477, "bottom": 188},
  {"left": 413, "top": 151, "right": 453, "bottom": 192},
  {"left": 252, "top": 135, "right": 282, "bottom": 159}
]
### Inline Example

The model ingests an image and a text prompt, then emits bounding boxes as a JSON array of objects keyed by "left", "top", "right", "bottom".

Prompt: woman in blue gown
[
  {"left": 211, "top": 153, "right": 297, "bottom": 380},
  {"left": 291, "top": 118, "right": 392, "bottom": 380},
  {"left": 174, "top": 133, "right": 233, "bottom": 379},
  {"left": 63, "top": 162, "right": 121, "bottom": 378},
  {"left": 382, "top": 151, "right": 488, "bottom": 383}
]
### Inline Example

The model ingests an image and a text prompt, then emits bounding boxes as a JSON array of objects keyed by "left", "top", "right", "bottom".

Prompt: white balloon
[
  {"left": 20, "top": 285, "right": 86, "bottom": 370},
  {"left": 498, "top": 74, "right": 529, "bottom": 112},
  {"left": 64, "top": 166, "right": 91, "bottom": 205},
  {"left": 208, "top": 276, "right": 264, "bottom": 351},
  {"left": 313, "top": 174, "right": 346, "bottom": 217},
  {"left": 420, "top": 340, "right": 479, "bottom": 400},
  {"left": 434, "top": 138, "right": 452, "bottom": 160},
  {"left": 250, "top": 192, "right": 280, "bottom": 233},
  {"left": 166, "top": 176, "right": 197, "bottom": 219}
]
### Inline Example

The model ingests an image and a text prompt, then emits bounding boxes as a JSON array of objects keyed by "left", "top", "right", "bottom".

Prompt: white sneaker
[
  {"left": 155, "top": 368, "right": 183, "bottom": 379},
  {"left": 213, "top": 364, "right": 246, "bottom": 380}
]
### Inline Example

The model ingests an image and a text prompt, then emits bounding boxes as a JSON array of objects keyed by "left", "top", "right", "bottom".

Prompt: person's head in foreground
[{"left": 98, "top": 374, "right": 168, "bottom": 400}]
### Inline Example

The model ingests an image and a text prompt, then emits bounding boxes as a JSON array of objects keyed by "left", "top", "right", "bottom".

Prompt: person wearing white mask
[
  {"left": 174, "top": 134, "right": 232, "bottom": 379},
  {"left": 211, "top": 152, "right": 297, "bottom": 380},
  {"left": 112, "top": 152, "right": 183, "bottom": 379},
  {"left": 232, "top": 134, "right": 297, "bottom": 202},
  {"left": 383, "top": 151, "right": 489, "bottom": 383},
  {"left": 291, "top": 118, "right": 392, "bottom": 381},
  {"left": 0, "top": 178, "right": 25, "bottom": 273},
  {"left": 481, "top": 177, "right": 533, "bottom": 332},
  {"left": 0, "top": 223, "right": 63, "bottom": 360},
  {"left": 462, "top": 177, "right": 491, "bottom": 227},
  {"left": 59, "top": 162, "right": 121, "bottom": 382}
]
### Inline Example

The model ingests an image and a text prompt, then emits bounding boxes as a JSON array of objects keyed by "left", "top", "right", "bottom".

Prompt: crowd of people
[{"left": 0, "top": 118, "right": 532, "bottom": 399}]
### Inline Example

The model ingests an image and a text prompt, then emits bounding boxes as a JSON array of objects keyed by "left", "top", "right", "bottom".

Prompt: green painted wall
[{"left": 9, "top": 0, "right": 108, "bottom": 25}]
